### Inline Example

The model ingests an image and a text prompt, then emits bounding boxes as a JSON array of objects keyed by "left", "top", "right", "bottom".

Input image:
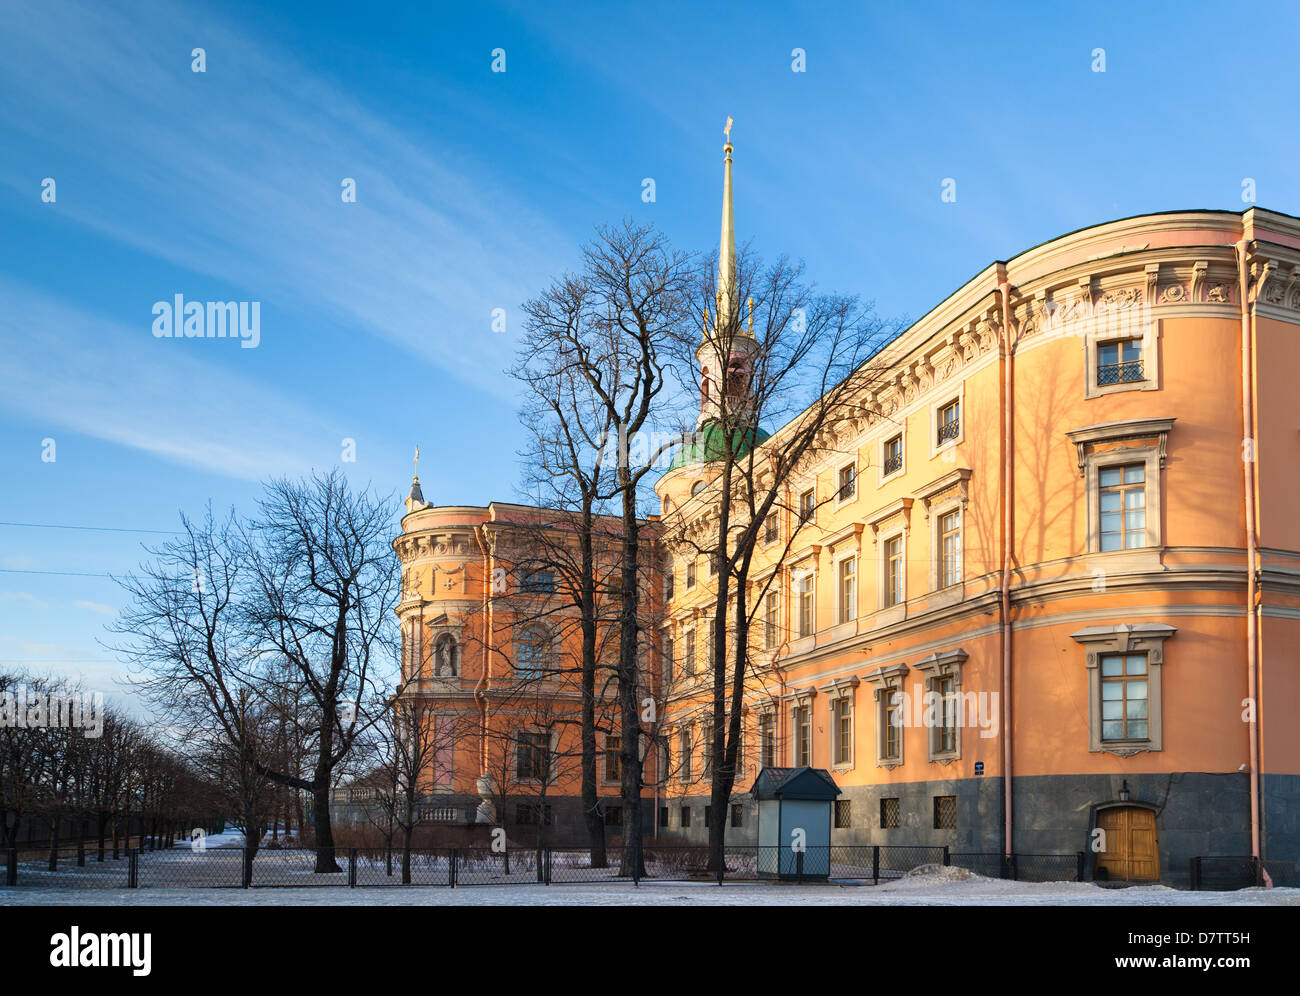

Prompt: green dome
[{"left": 669, "top": 419, "right": 771, "bottom": 470}]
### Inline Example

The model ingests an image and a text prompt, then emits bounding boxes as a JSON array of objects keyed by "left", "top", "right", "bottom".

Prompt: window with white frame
[
  {"left": 683, "top": 628, "right": 696, "bottom": 678},
  {"left": 939, "top": 509, "right": 962, "bottom": 587},
  {"left": 883, "top": 433, "right": 904, "bottom": 477},
  {"left": 792, "top": 703, "right": 811, "bottom": 766},
  {"left": 1070, "top": 623, "right": 1174, "bottom": 756},
  {"left": 764, "top": 590, "right": 779, "bottom": 648},
  {"left": 685, "top": 558, "right": 697, "bottom": 588},
  {"left": 758, "top": 711, "right": 776, "bottom": 768},
  {"left": 837, "top": 555, "right": 856, "bottom": 625},
  {"left": 799, "top": 488, "right": 815, "bottom": 524},
  {"left": 678, "top": 726, "right": 692, "bottom": 782},
  {"left": 838, "top": 463, "right": 857, "bottom": 502},
  {"left": 884, "top": 534, "right": 904, "bottom": 607},
  {"left": 866, "top": 662, "right": 908, "bottom": 768},
  {"left": 1067, "top": 419, "right": 1172, "bottom": 555},
  {"left": 914, "top": 648, "right": 967, "bottom": 763},
  {"left": 936, "top": 399, "right": 961, "bottom": 447},
  {"left": 832, "top": 695, "right": 853, "bottom": 767},
  {"left": 1085, "top": 312, "right": 1158, "bottom": 399},
  {"left": 795, "top": 570, "right": 815, "bottom": 637}
]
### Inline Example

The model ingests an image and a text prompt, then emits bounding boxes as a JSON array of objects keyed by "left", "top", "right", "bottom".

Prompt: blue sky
[{"left": 2, "top": 0, "right": 1298, "bottom": 713}]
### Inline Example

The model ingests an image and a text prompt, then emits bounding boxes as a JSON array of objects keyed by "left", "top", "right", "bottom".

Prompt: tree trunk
[{"left": 311, "top": 781, "right": 339, "bottom": 873}]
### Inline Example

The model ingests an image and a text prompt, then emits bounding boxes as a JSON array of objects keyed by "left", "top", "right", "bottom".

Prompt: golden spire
[{"left": 714, "top": 116, "right": 737, "bottom": 338}]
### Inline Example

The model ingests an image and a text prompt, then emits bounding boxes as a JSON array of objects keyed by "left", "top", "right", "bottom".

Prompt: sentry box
[{"left": 749, "top": 766, "right": 842, "bottom": 881}]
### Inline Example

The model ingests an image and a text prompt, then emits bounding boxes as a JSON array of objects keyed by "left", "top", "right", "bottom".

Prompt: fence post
[
  {"left": 716, "top": 843, "right": 725, "bottom": 886},
  {"left": 348, "top": 848, "right": 357, "bottom": 888},
  {"left": 872, "top": 845, "right": 879, "bottom": 886},
  {"left": 1189, "top": 856, "right": 1199, "bottom": 891},
  {"left": 128, "top": 849, "right": 138, "bottom": 889},
  {"left": 6, "top": 846, "right": 17, "bottom": 886},
  {"left": 796, "top": 849, "right": 804, "bottom": 884},
  {"left": 450, "top": 848, "right": 457, "bottom": 888},
  {"left": 543, "top": 848, "right": 551, "bottom": 885},
  {"left": 242, "top": 846, "right": 253, "bottom": 888},
  {"left": 1077, "top": 851, "right": 1086, "bottom": 882},
  {"left": 942, "top": 845, "right": 950, "bottom": 867}
]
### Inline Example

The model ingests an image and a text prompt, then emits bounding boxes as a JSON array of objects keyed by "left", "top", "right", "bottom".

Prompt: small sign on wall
[{"left": 974, "top": 761, "right": 984, "bottom": 777}]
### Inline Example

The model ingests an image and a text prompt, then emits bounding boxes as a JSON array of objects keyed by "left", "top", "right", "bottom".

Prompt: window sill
[
  {"left": 1085, "top": 378, "right": 1157, "bottom": 401},
  {"left": 1093, "top": 739, "right": 1157, "bottom": 758},
  {"left": 876, "top": 757, "right": 903, "bottom": 770}
]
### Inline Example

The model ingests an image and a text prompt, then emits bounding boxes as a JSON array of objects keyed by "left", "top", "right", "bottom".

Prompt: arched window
[
  {"left": 517, "top": 625, "right": 553, "bottom": 680},
  {"left": 691, "top": 481, "right": 705, "bottom": 497},
  {"left": 433, "top": 634, "right": 458, "bottom": 677}
]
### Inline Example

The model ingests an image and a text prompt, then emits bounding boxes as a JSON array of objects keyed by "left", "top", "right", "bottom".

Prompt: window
[
  {"left": 883, "top": 434, "right": 903, "bottom": 476},
  {"left": 685, "top": 558, "right": 697, "bottom": 589},
  {"left": 884, "top": 690, "right": 902, "bottom": 761},
  {"left": 702, "top": 716, "right": 714, "bottom": 778},
  {"left": 707, "top": 619, "right": 717, "bottom": 669},
  {"left": 834, "top": 799, "right": 852, "bottom": 829},
  {"left": 933, "top": 795, "right": 957, "bottom": 830},
  {"left": 937, "top": 400, "right": 960, "bottom": 446},
  {"left": 838, "top": 464, "right": 857, "bottom": 502},
  {"left": 708, "top": 551, "right": 718, "bottom": 577},
  {"left": 515, "top": 804, "right": 553, "bottom": 826},
  {"left": 764, "top": 514, "right": 779, "bottom": 544},
  {"left": 691, "top": 480, "right": 705, "bottom": 497},
  {"left": 1100, "top": 654, "right": 1149, "bottom": 741},
  {"left": 683, "top": 629, "right": 696, "bottom": 677},
  {"left": 1099, "top": 464, "right": 1146, "bottom": 551},
  {"left": 704, "top": 805, "right": 713, "bottom": 827},
  {"left": 885, "top": 535, "right": 904, "bottom": 606},
  {"left": 1068, "top": 418, "right": 1171, "bottom": 554},
  {"left": 837, "top": 557, "right": 856, "bottom": 625},
  {"left": 799, "top": 489, "right": 815, "bottom": 524},
  {"left": 1098, "top": 338, "right": 1144, "bottom": 386},
  {"left": 764, "top": 591, "right": 779, "bottom": 648},
  {"left": 604, "top": 735, "right": 622, "bottom": 782},
  {"left": 662, "top": 633, "right": 674, "bottom": 686},
  {"left": 796, "top": 571, "right": 814, "bottom": 637},
  {"left": 659, "top": 806, "right": 669, "bottom": 828},
  {"left": 516, "top": 731, "right": 550, "bottom": 781},
  {"left": 521, "top": 570, "right": 555, "bottom": 594},
  {"left": 517, "top": 626, "right": 552, "bottom": 680},
  {"left": 1070, "top": 623, "right": 1174, "bottom": 756},
  {"left": 603, "top": 805, "right": 623, "bottom": 827},
  {"left": 730, "top": 804, "right": 745, "bottom": 828},
  {"left": 663, "top": 559, "right": 674, "bottom": 601},
  {"left": 914, "top": 648, "right": 967, "bottom": 763},
  {"left": 937, "top": 676, "right": 956, "bottom": 754},
  {"left": 792, "top": 705, "right": 811, "bottom": 766},
  {"left": 938, "top": 510, "right": 962, "bottom": 588},
  {"left": 406, "top": 617, "right": 422, "bottom": 679},
  {"left": 759, "top": 712, "right": 775, "bottom": 768},
  {"left": 680, "top": 806, "right": 692, "bottom": 828},
  {"left": 678, "top": 727, "right": 692, "bottom": 781},
  {"left": 880, "top": 797, "right": 900, "bottom": 829},
  {"left": 833, "top": 696, "right": 852, "bottom": 767}
]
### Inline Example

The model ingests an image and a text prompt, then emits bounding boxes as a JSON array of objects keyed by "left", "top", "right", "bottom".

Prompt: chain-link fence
[{"left": 1189, "top": 856, "right": 1300, "bottom": 890}]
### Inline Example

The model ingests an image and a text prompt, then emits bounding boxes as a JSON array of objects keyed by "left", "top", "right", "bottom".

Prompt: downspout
[
  {"left": 996, "top": 276, "right": 1015, "bottom": 860},
  {"left": 1234, "top": 240, "right": 1263, "bottom": 864},
  {"left": 473, "top": 523, "right": 492, "bottom": 777}
]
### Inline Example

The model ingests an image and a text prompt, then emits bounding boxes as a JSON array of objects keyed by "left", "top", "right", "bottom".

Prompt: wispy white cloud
[
  {"left": 0, "top": 279, "right": 345, "bottom": 480},
  {"left": 0, "top": 1, "right": 566, "bottom": 399},
  {"left": 73, "top": 600, "right": 118, "bottom": 617}
]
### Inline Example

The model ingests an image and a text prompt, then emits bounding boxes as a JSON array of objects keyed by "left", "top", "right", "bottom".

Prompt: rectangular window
[
  {"left": 521, "top": 571, "right": 555, "bottom": 594},
  {"left": 680, "top": 806, "right": 691, "bottom": 828},
  {"left": 1097, "top": 338, "right": 1144, "bottom": 385},
  {"left": 1100, "top": 653, "right": 1149, "bottom": 740},
  {"left": 838, "top": 464, "right": 857, "bottom": 501},
  {"left": 937, "top": 400, "right": 960, "bottom": 446},
  {"left": 834, "top": 697, "right": 852, "bottom": 766},
  {"left": 759, "top": 713, "right": 775, "bottom": 768},
  {"left": 683, "top": 629, "right": 696, "bottom": 677},
  {"left": 884, "top": 690, "right": 902, "bottom": 760},
  {"left": 702, "top": 717, "right": 714, "bottom": 778},
  {"left": 933, "top": 795, "right": 957, "bottom": 830},
  {"left": 937, "top": 676, "right": 956, "bottom": 754},
  {"left": 604, "top": 805, "right": 623, "bottom": 827},
  {"left": 885, "top": 536, "right": 904, "bottom": 606},
  {"left": 884, "top": 434, "right": 903, "bottom": 476},
  {"left": 686, "top": 559, "right": 697, "bottom": 589},
  {"left": 516, "top": 732, "right": 550, "bottom": 781},
  {"left": 730, "top": 804, "right": 745, "bottom": 829},
  {"left": 880, "top": 797, "right": 900, "bottom": 829},
  {"left": 797, "top": 573, "right": 814, "bottom": 637},
  {"left": 662, "top": 634, "right": 674, "bottom": 686},
  {"left": 764, "top": 591, "right": 779, "bottom": 648},
  {"left": 679, "top": 727, "right": 692, "bottom": 781},
  {"left": 940, "top": 509, "right": 961, "bottom": 587},
  {"left": 838, "top": 557, "right": 856, "bottom": 624},
  {"left": 799, "top": 489, "right": 815, "bottom": 524},
  {"left": 659, "top": 806, "right": 669, "bottom": 828},
  {"left": 834, "top": 799, "right": 852, "bottom": 829},
  {"left": 708, "top": 551, "right": 718, "bottom": 577},
  {"left": 604, "top": 735, "right": 621, "bottom": 782},
  {"left": 664, "top": 560, "right": 674, "bottom": 601},
  {"left": 764, "top": 514, "right": 779, "bottom": 543},
  {"left": 515, "top": 804, "right": 552, "bottom": 826},
  {"left": 793, "top": 705, "right": 811, "bottom": 766},
  {"left": 1099, "top": 464, "right": 1146, "bottom": 551}
]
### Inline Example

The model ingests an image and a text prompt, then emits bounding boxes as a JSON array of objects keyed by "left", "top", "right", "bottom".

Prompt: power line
[
  {"left": 0, "top": 520, "right": 178, "bottom": 535},
  {"left": 0, "top": 568, "right": 115, "bottom": 578}
]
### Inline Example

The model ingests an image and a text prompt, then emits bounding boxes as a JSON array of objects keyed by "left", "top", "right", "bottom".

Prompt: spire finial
[
  {"left": 413, "top": 444, "right": 420, "bottom": 481},
  {"left": 715, "top": 116, "right": 736, "bottom": 338}
]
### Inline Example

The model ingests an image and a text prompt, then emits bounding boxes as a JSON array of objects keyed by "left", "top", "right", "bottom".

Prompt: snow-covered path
[{"left": 3, "top": 869, "right": 1296, "bottom": 906}]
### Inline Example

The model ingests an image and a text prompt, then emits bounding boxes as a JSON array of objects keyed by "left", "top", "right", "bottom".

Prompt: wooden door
[{"left": 1095, "top": 806, "right": 1159, "bottom": 881}]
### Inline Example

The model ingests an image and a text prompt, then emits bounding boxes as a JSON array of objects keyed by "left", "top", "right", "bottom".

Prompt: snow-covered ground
[{"left": 2, "top": 864, "right": 1296, "bottom": 906}]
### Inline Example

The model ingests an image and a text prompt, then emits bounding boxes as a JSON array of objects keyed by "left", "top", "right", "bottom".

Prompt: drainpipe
[
  {"left": 1234, "top": 240, "right": 1262, "bottom": 864},
  {"left": 996, "top": 276, "right": 1015, "bottom": 860},
  {"left": 473, "top": 523, "right": 492, "bottom": 777}
]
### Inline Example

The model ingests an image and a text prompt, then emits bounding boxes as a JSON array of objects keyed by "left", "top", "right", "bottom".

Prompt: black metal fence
[
  {"left": 2, "top": 842, "right": 1100, "bottom": 890},
  {"left": 1189, "top": 856, "right": 1300, "bottom": 891}
]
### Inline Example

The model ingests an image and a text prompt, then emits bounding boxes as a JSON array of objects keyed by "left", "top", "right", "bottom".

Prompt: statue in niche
[{"left": 435, "top": 634, "right": 457, "bottom": 677}]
